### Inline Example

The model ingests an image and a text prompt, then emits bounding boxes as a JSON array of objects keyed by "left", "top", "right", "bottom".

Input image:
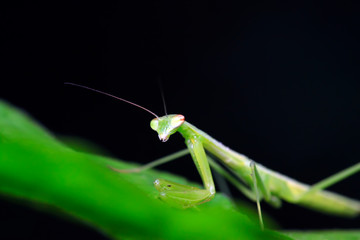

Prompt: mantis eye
[
  {"left": 150, "top": 118, "right": 159, "bottom": 131},
  {"left": 171, "top": 115, "right": 185, "bottom": 128}
]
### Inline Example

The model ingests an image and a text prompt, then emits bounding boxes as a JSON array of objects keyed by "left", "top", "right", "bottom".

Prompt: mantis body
[
  {"left": 65, "top": 83, "right": 360, "bottom": 229},
  {"left": 150, "top": 116, "right": 360, "bottom": 215}
]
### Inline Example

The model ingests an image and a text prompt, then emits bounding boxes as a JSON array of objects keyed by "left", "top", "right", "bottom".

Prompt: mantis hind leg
[
  {"left": 296, "top": 162, "right": 360, "bottom": 201},
  {"left": 154, "top": 136, "right": 215, "bottom": 208}
]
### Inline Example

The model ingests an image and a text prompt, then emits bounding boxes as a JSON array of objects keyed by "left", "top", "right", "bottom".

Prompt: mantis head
[{"left": 150, "top": 114, "right": 185, "bottom": 142}]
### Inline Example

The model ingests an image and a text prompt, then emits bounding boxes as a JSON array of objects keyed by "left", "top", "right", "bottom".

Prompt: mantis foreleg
[{"left": 154, "top": 136, "right": 215, "bottom": 207}]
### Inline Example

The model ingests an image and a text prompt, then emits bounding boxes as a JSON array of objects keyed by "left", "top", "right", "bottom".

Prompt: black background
[{"left": 1, "top": 1, "right": 360, "bottom": 239}]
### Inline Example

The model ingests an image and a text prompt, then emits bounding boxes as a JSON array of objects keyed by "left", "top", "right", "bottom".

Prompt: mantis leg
[
  {"left": 249, "top": 161, "right": 282, "bottom": 229},
  {"left": 154, "top": 136, "right": 216, "bottom": 208},
  {"left": 296, "top": 162, "right": 360, "bottom": 201},
  {"left": 208, "top": 155, "right": 283, "bottom": 208},
  {"left": 110, "top": 149, "right": 189, "bottom": 173},
  {"left": 250, "top": 161, "right": 267, "bottom": 230},
  {"left": 207, "top": 156, "right": 257, "bottom": 201}
]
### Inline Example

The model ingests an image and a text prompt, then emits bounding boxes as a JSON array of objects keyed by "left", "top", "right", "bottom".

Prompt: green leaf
[{"left": 0, "top": 100, "right": 289, "bottom": 239}]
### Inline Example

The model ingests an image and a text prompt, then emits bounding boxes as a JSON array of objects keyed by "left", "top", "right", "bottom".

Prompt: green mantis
[{"left": 65, "top": 83, "right": 360, "bottom": 229}]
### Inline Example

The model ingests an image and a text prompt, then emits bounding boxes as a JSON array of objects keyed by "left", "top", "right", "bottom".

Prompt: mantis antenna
[
  {"left": 64, "top": 82, "right": 159, "bottom": 119},
  {"left": 157, "top": 78, "right": 168, "bottom": 116}
]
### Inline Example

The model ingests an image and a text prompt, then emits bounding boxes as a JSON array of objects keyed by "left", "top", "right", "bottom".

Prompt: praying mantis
[{"left": 65, "top": 82, "right": 360, "bottom": 229}]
